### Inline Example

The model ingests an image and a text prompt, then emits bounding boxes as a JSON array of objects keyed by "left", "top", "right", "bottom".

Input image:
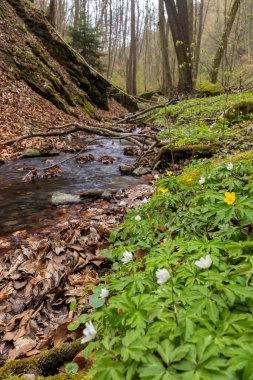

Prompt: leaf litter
[{"left": 0, "top": 184, "right": 153, "bottom": 364}]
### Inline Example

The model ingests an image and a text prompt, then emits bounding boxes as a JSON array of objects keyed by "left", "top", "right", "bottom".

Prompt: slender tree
[
  {"left": 159, "top": 0, "right": 173, "bottom": 95},
  {"left": 210, "top": 0, "right": 241, "bottom": 84}
]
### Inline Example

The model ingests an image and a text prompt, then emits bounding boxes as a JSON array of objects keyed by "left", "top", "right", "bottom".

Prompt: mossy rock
[
  {"left": 0, "top": 340, "right": 84, "bottom": 379},
  {"left": 198, "top": 81, "right": 224, "bottom": 96}
]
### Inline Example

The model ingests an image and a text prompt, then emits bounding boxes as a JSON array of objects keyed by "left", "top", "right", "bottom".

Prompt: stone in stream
[
  {"left": 51, "top": 192, "right": 81, "bottom": 205},
  {"left": 22, "top": 148, "right": 41, "bottom": 158},
  {"left": 119, "top": 163, "right": 134, "bottom": 174},
  {"left": 133, "top": 166, "right": 150, "bottom": 176}
]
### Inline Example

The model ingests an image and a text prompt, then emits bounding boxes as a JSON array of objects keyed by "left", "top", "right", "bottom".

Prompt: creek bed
[{"left": 0, "top": 139, "right": 143, "bottom": 236}]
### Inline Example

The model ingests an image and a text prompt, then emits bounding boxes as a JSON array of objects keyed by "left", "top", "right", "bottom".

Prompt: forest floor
[{"left": 1, "top": 85, "right": 253, "bottom": 379}]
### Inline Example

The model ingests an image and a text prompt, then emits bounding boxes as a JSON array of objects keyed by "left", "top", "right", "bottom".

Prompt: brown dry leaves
[{"left": 0, "top": 184, "right": 153, "bottom": 363}]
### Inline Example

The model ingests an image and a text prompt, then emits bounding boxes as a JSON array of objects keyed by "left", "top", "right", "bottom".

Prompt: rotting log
[
  {"left": 152, "top": 143, "right": 222, "bottom": 167},
  {"left": 0, "top": 339, "right": 84, "bottom": 379}
]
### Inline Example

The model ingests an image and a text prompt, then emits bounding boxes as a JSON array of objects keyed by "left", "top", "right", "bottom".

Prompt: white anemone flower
[
  {"left": 135, "top": 215, "right": 141, "bottom": 221},
  {"left": 142, "top": 198, "right": 148, "bottom": 204},
  {"left": 156, "top": 268, "right": 171, "bottom": 285},
  {"left": 195, "top": 254, "right": 212, "bottom": 269},
  {"left": 199, "top": 176, "right": 206, "bottom": 185},
  {"left": 122, "top": 250, "right": 133, "bottom": 264},
  {"left": 119, "top": 201, "right": 127, "bottom": 206},
  {"left": 100, "top": 288, "right": 109, "bottom": 299},
  {"left": 227, "top": 162, "right": 233, "bottom": 171},
  {"left": 154, "top": 174, "right": 160, "bottom": 180},
  {"left": 81, "top": 321, "right": 97, "bottom": 344}
]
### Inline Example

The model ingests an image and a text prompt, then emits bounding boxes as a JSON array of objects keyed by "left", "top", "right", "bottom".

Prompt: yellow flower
[
  {"left": 186, "top": 177, "right": 193, "bottom": 183},
  {"left": 158, "top": 187, "right": 168, "bottom": 194},
  {"left": 232, "top": 108, "right": 236, "bottom": 113},
  {"left": 166, "top": 171, "right": 173, "bottom": 177},
  {"left": 224, "top": 192, "right": 236, "bottom": 205}
]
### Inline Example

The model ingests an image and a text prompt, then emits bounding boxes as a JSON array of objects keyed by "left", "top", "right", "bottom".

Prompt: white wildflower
[
  {"left": 122, "top": 250, "right": 133, "bottom": 264},
  {"left": 156, "top": 268, "right": 171, "bottom": 285},
  {"left": 142, "top": 198, "right": 148, "bottom": 204},
  {"left": 100, "top": 288, "right": 109, "bottom": 298},
  {"left": 199, "top": 176, "right": 206, "bottom": 185},
  {"left": 119, "top": 201, "right": 126, "bottom": 206},
  {"left": 227, "top": 162, "right": 233, "bottom": 171},
  {"left": 195, "top": 254, "right": 212, "bottom": 269},
  {"left": 81, "top": 321, "right": 97, "bottom": 344},
  {"left": 154, "top": 174, "right": 160, "bottom": 180},
  {"left": 135, "top": 215, "right": 141, "bottom": 221}
]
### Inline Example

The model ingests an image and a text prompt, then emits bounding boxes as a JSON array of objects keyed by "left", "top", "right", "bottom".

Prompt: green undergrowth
[
  {"left": 153, "top": 92, "right": 253, "bottom": 149},
  {"left": 68, "top": 153, "right": 253, "bottom": 380}
]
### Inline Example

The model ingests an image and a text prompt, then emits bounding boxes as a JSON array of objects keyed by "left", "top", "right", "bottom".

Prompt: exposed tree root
[{"left": 0, "top": 339, "right": 84, "bottom": 379}]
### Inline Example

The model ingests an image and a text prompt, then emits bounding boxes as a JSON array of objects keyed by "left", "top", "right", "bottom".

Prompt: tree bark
[
  {"left": 164, "top": 0, "right": 193, "bottom": 93},
  {"left": 210, "top": 0, "right": 241, "bottom": 84},
  {"left": 159, "top": 0, "right": 173, "bottom": 95},
  {"left": 47, "top": 0, "right": 57, "bottom": 28}
]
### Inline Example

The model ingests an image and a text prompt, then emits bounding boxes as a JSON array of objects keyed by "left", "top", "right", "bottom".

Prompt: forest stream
[{"left": 0, "top": 138, "right": 143, "bottom": 236}]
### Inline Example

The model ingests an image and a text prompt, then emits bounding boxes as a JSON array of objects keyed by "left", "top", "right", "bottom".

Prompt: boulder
[
  {"left": 119, "top": 163, "right": 134, "bottom": 174},
  {"left": 51, "top": 192, "right": 81, "bottom": 205},
  {"left": 133, "top": 166, "right": 150, "bottom": 176}
]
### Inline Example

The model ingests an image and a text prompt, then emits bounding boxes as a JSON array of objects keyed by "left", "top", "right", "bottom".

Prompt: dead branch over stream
[{"left": 4, "top": 123, "right": 157, "bottom": 149}]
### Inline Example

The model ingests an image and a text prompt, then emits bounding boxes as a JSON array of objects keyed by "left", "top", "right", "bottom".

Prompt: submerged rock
[
  {"left": 22, "top": 148, "right": 41, "bottom": 158},
  {"left": 119, "top": 163, "right": 134, "bottom": 174},
  {"left": 133, "top": 166, "right": 150, "bottom": 176},
  {"left": 51, "top": 192, "right": 81, "bottom": 205}
]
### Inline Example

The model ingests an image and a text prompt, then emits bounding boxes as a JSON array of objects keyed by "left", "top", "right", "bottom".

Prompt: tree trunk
[
  {"left": 210, "top": 0, "right": 241, "bottom": 84},
  {"left": 164, "top": 0, "right": 193, "bottom": 93},
  {"left": 47, "top": 0, "right": 57, "bottom": 28},
  {"left": 128, "top": 0, "right": 137, "bottom": 95},
  {"left": 159, "top": 0, "right": 173, "bottom": 95},
  {"left": 193, "top": 0, "right": 204, "bottom": 82}
]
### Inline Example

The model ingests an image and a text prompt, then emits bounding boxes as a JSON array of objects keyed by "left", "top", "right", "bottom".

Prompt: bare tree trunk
[
  {"left": 164, "top": 0, "right": 193, "bottom": 93},
  {"left": 128, "top": 0, "right": 137, "bottom": 95},
  {"left": 210, "top": 0, "right": 241, "bottom": 84},
  {"left": 47, "top": 0, "right": 57, "bottom": 28},
  {"left": 193, "top": 0, "right": 204, "bottom": 83},
  {"left": 159, "top": 0, "right": 173, "bottom": 95}
]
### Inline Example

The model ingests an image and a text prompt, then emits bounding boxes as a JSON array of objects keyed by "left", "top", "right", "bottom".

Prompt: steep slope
[{"left": 0, "top": 0, "right": 136, "bottom": 121}]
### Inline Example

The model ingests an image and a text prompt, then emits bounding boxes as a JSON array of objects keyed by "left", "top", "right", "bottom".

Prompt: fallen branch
[
  {"left": 4, "top": 123, "right": 154, "bottom": 148},
  {"left": 114, "top": 97, "right": 178, "bottom": 125}
]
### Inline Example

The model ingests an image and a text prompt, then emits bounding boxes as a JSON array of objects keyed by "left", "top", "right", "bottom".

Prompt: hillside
[{"left": 0, "top": 0, "right": 135, "bottom": 147}]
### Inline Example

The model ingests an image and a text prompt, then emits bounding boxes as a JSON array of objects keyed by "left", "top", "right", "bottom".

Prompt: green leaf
[
  {"left": 65, "top": 362, "right": 79, "bottom": 374},
  {"left": 89, "top": 294, "right": 105, "bottom": 308},
  {"left": 67, "top": 320, "right": 80, "bottom": 331}
]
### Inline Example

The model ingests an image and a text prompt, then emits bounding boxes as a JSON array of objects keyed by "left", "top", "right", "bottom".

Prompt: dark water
[{"left": 0, "top": 139, "right": 141, "bottom": 235}]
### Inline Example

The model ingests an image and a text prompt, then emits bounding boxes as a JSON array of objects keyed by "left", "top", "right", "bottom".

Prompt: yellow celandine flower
[
  {"left": 186, "top": 177, "right": 193, "bottom": 183},
  {"left": 224, "top": 192, "right": 236, "bottom": 205},
  {"left": 158, "top": 187, "right": 168, "bottom": 194},
  {"left": 166, "top": 171, "right": 173, "bottom": 177},
  {"left": 232, "top": 108, "right": 236, "bottom": 112}
]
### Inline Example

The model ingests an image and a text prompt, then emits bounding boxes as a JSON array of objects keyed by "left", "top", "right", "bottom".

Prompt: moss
[
  {"left": 198, "top": 81, "right": 224, "bottom": 95},
  {"left": 0, "top": 340, "right": 84, "bottom": 379},
  {"left": 178, "top": 149, "right": 253, "bottom": 184},
  {"left": 158, "top": 143, "right": 218, "bottom": 163},
  {"left": 4, "top": 375, "right": 91, "bottom": 380},
  {"left": 109, "top": 88, "right": 138, "bottom": 112}
]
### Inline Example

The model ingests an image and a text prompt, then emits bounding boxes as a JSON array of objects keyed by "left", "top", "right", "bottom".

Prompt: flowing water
[{"left": 0, "top": 139, "right": 142, "bottom": 236}]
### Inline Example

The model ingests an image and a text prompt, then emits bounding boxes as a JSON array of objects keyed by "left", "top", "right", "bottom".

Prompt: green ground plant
[{"left": 68, "top": 155, "right": 253, "bottom": 380}]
